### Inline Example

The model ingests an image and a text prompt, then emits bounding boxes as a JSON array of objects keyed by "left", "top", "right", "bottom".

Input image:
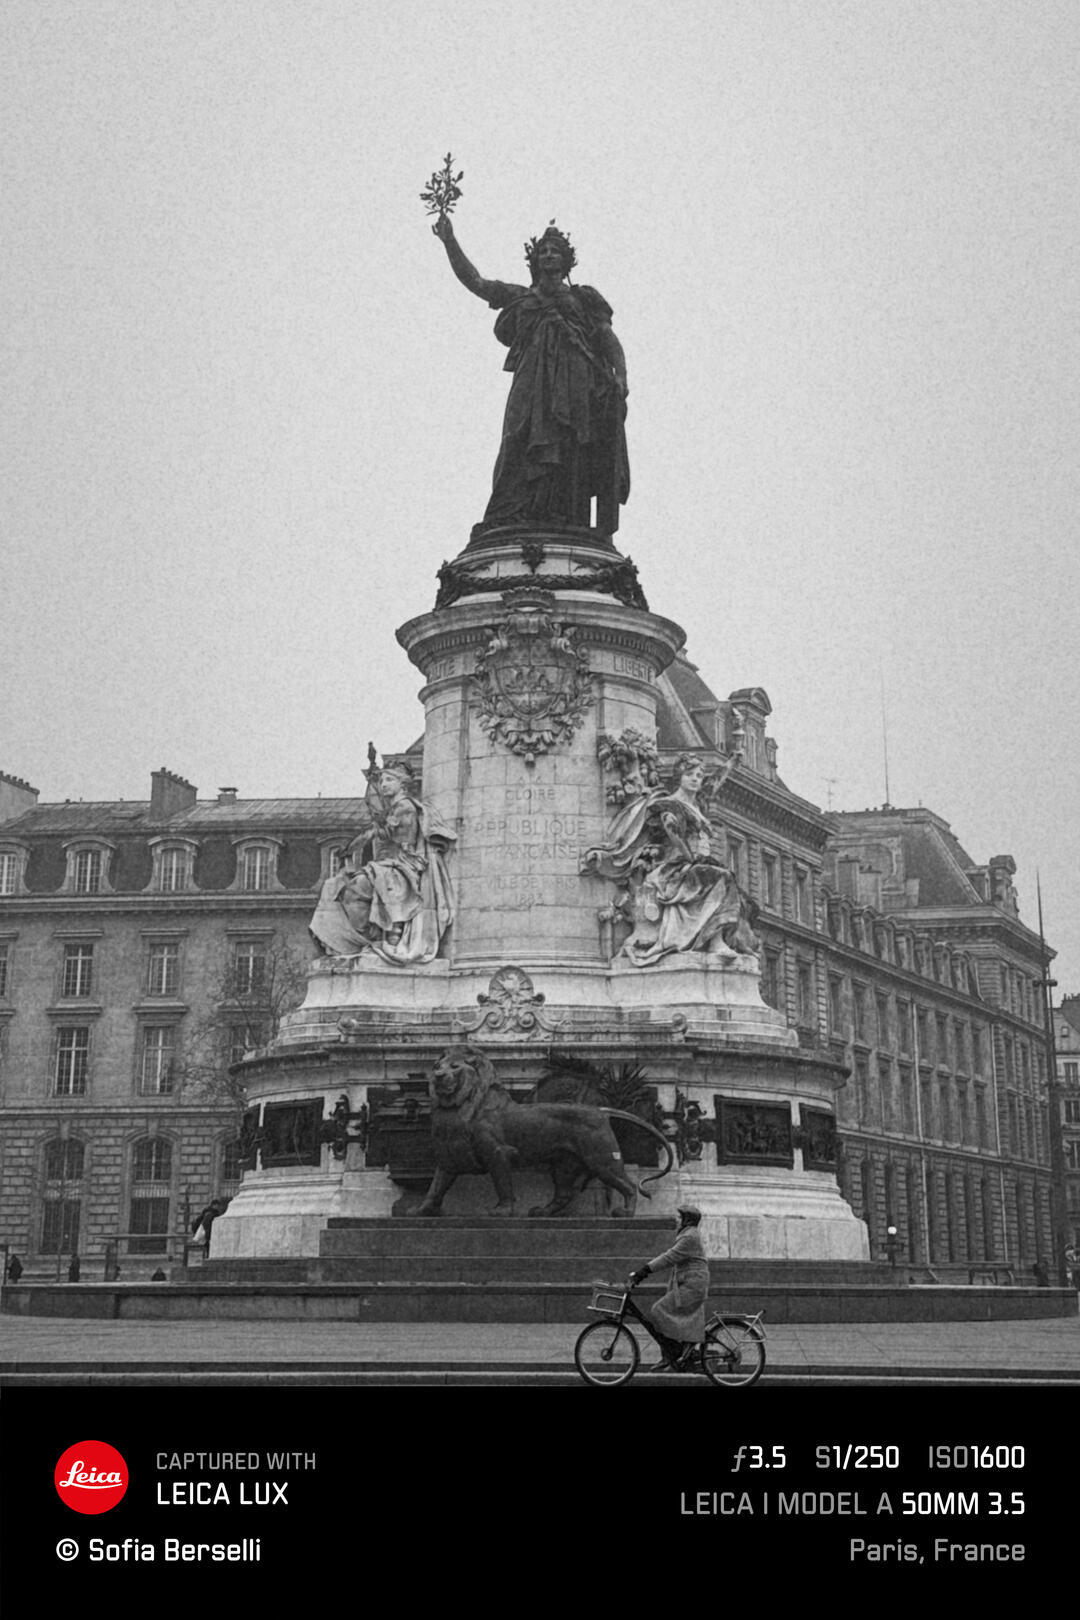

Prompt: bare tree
[{"left": 179, "top": 932, "right": 309, "bottom": 1129}]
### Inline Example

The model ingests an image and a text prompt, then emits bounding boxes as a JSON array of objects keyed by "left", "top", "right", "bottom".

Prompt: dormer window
[
  {"left": 230, "top": 838, "right": 283, "bottom": 893},
  {"left": 62, "top": 839, "right": 115, "bottom": 896},
  {"left": 75, "top": 850, "right": 101, "bottom": 893},
  {"left": 149, "top": 838, "right": 198, "bottom": 894},
  {"left": 161, "top": 849, "right": 186, "bottom": 891},
  {"left": 242, "top": 846, "right": 272, "bottom": 891},
  {"left": 0, "top": 845, "right": 28, "bottom": 896},
  {"left": 319, "top": 839, "right": 354, "bottom": 882}
]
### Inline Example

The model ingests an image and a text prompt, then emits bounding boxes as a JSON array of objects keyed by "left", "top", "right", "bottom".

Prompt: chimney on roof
[
  {"left": 0, "top": 773, "right": 39, "bottom": 823},
  {"left": 150, "top": 768, "right": 197, "bottom": 820},
  {"left": 217, "top": 787, "right": 238, "bottom": 805}
]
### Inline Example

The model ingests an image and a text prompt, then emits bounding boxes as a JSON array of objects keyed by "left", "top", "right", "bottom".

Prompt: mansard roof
[
  {"left": 896, "top": 819, "right": 983, "bottom": 906},
  {"left": 1059, "top": 995, "right": 1080, "bottom": 1036},
  {"left": 829, "top": 806, "right": 984, "bottom": 907},
  {"left": 0, "top": 798, "right": 369, "bottom": 837},
  {"left": 655, "top": 653, "right": 784, "bottom": 771},
  {"left": 664, "top": 652, "right": 724, "bottom": 720}
]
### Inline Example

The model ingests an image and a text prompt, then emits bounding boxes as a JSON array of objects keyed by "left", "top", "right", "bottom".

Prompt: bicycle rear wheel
[
  {"left": 702, "top": 1316, "right": 766, "bottom": 1387},
  {"left": 574, "top": 1321, "right": 640, "bottom": 1387}
]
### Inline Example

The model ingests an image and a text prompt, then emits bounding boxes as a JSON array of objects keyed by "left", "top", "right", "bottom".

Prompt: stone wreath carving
[
  {"left": 436, "top": 552, "right": 649, "bottom": 612},
  {"left": 454, "top": 965, "right": 565, "bottom": 1038},
  {"left": 473, "top": 588, "right": 592, "bottom": 765}
]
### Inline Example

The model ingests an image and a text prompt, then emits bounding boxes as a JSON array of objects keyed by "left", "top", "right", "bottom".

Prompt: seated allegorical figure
[
  {"left": 581, "top": 755, "right": 759, "bottom": 967},
  {"left": 309, "top": 761, "right": 456, "bottom": 967}
]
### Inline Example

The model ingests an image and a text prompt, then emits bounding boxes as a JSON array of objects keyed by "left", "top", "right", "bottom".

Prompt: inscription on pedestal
[
  {"left": 469, "top": 811, "right": 588, "bottom": 851},
  {"left": 465, "top": 784, "right": 593, "bottom": 912},
  {"left": 611, "top": 654, "right": 654, "bottom": 682}
]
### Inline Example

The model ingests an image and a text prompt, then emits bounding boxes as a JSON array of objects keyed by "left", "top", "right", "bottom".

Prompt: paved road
[{"left": 4, "top": 1313, "right": 1080, "bottom": 1383}]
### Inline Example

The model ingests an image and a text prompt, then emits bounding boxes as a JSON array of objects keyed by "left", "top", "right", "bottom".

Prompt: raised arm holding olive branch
[{"left": 431, "top": 207, "right": 629, "bottom": 534}]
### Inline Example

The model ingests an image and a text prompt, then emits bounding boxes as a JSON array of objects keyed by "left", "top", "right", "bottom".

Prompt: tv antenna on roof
[{"left": 880, "top": 665, "right": 893, "bottom": 809}]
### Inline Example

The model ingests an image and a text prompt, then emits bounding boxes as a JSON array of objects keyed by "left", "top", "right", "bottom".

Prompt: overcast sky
[{"left": 3, "top": 1, "right": 1078, "bottom": 986}]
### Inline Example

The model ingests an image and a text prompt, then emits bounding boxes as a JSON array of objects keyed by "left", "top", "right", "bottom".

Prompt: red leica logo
[{"left": 54, "top": 1440, "right": 129, "bottom": 1514}]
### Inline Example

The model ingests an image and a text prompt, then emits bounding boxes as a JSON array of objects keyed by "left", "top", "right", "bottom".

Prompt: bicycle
[{"left": 574, "top": 1279, "right": 766, "bottom": 1388}]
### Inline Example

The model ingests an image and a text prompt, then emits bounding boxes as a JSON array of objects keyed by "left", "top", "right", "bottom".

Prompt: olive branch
[{"left": 420, "top": 153, "right": 464, "bottom": 220}]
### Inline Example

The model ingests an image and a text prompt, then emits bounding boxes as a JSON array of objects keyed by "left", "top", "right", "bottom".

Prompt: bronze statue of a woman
[{"left": 434, "top": 214, "right": 630, "bottom": 535}]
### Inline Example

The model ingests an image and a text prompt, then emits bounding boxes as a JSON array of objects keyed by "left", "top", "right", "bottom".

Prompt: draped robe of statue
[
  {"left": 481, "top": 280, "right": 630, "bottom": 533},
  {"left": 310, "top": 794, "right": 456, "bottom": 966},
  {"left": 582, "top": 788, "right": 759, "bottom": 966}
]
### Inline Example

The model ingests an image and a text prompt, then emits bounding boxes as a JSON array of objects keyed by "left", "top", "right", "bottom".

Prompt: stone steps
[
  {"left": 209, "top": 1255, "right": 661, "bottom": 1284},
  {"left": 5, "top": 1278, "right": 1074, "bottom": 1324},
  {"left": 321, "top": 1216, "right": 670, "bottom": 1260},
  {"left": 203, "top": 1217, "right": 899, "bottom": 1289},
  {"left": 200, "top": 1255, "right": 896, "bottom": 1290},
  {"left": 319, "top": 1218, "right": 893, "bottom": 1286}
]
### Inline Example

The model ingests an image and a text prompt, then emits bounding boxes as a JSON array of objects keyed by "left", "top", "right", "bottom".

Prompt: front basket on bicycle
[{"left": 587, "top": 1286, "right": 627, "bottom": 1318}]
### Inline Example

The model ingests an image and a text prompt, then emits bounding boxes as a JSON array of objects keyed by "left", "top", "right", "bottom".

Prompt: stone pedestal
[
  {"left": 396, "top": 570, "right": 685, "bottom": 970},
  {"left": 214, "top": 523, "right": 868, "bottom": 1269}
]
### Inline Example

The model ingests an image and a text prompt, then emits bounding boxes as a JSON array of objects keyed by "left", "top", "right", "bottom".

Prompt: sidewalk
[{"left": 3, "top": 1313, "right": 1080, "bottom": 1382}]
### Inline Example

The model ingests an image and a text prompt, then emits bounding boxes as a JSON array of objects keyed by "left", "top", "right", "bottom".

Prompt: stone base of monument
[
  {"left": 191, "top": 1211, "right": 897, "bottom": 1317},
  {"left": 292, "top": 955, "right": 795, "bottom": 1041},
  {"left": 179, "top": 1215, "right": 1031, "bottom": 1315},
  {"left": 208, "top": 1168, "right": 622, "bottom": 1259},
  {"left": 210, "top": 1161, "right": 867, "bottom": 1264},
  {"left": 208, "top": 1215, "right": 674, "bottom": 1286},
  {"left": 6, "top": 1242, "right": 1076, "bottom": 1326},
  {"left": 222, "top": 946, "right": 864, "bottom": 1264}
]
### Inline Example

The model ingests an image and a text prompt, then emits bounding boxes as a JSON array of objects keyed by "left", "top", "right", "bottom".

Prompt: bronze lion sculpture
[{"left": 412, "top": 1045, "right": 672, "bottom": 1217}]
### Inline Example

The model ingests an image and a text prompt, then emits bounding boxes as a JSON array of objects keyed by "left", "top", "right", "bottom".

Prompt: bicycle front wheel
[
  {"left": 702, "top": 1316, "right": 766, "bottom": 1387},
  {"left": 574, "top": 1321, "right": 640, "bottom": 1387}
]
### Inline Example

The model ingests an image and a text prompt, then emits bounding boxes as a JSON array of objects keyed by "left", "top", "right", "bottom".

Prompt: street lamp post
[
  {"left": 885, "top": 1224, "right": 900, "bottom": 1268},
  {"left": 1037, "top": 879, "right": 1070, "bottom": 1289}
]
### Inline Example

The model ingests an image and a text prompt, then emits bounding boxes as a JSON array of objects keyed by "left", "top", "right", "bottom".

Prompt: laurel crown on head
[{"left": 524, "top": 221, "right": 577, "bottom": 280}]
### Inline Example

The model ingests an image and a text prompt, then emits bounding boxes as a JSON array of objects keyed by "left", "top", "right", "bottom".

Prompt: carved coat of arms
[{"left": 473, "top": 588, "right": 592, "bottom": 764}]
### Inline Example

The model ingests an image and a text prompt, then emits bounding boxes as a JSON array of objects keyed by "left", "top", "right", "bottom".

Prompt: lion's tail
[{"left": 600, "top": 1109, "right": 674, "bottom": 1195}]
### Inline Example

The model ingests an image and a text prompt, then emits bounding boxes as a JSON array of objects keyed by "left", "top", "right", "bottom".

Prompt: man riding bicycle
[{"left": 629, "top": 1203, "right": 709, "bottom": 1372}]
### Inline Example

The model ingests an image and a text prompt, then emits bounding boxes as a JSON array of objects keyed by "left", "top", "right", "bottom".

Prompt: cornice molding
[
  {"left": 0, "top": 893, "right": 312, "bottom": 916},
  {"left": 715, "top": 775, "right": 831, "bottom": 850}
]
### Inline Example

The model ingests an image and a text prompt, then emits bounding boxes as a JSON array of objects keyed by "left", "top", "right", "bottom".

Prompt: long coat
[{"left": 645, "top": 1225, "right": 709, "bottom": 1342}]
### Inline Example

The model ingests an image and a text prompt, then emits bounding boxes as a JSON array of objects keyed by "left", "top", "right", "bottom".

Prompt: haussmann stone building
[{"left": 1053, "top": 993, "right": 1080, "bottom": 1255}]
